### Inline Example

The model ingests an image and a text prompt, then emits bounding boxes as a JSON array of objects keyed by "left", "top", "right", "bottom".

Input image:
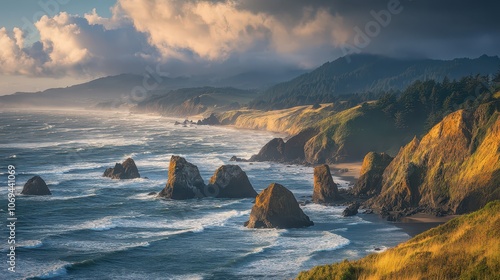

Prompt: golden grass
[
  {"left": 218, "top": 103, "right": 336, "bottom": 134},
  {"left": 297, "top": 201, "right": 500, "bottom": 280}
]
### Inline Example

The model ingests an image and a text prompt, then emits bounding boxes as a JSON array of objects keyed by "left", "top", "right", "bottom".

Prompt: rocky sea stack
[
  {"left": 103, "top": 158, "right": 140, "bottom": 179},
  {"left": 207, "top": 165, "right": 257, "bottom": 198},
  {"left": 312, "top": 164, "right": 341, "bottom": 203},
  {"left": 245, "top": 183, "right": 314, "bottom": 229},
  {"left": 352, "top": 152, "right": 393, "bottom": 196},
  {"left": 21, "top": 176, "right": 51, "bottom": 195},
  {"left": 158, "top": 156, "right": 205, "bottom": 199}
]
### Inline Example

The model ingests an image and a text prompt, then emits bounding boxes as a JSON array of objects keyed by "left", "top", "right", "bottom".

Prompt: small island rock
[
  {"left": 342, "top": 202, "right": 360, "bottom": 217},
  {"left": 312, "top": 164, "right": 341, "bottom": 203},
  {"left": 245, "top": 183, "right": 314, "bottom": 229},
  {"left": 207, "top": 165, "right": 257, "bottom": 198},
  {"left": 21, "top": 176, "right": 51, "bottom": 195},
  {"left": 103, "top": 158, "right": 140, "bottom": 179},
  {"left": 158, "top": 156, "right": 205, "bottom": 199}
]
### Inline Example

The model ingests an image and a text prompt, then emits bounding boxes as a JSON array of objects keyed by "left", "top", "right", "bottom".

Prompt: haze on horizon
[{"left": 0, "top": 0, "right": 499, "bottom": 95}]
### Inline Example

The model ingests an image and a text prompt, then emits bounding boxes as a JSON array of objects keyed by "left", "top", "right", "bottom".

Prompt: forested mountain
[{"left": 251, "top": 54, "right": 500, "bottom": 110}]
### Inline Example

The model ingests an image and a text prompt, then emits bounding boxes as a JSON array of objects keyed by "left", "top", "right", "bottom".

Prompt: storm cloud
[{"left": 0, "top": 0, "right": 498, "bottom": 79}]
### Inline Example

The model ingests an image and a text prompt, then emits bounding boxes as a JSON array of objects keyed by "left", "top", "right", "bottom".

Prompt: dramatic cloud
[{"left": 0, "top": 0, "right": 499, "bottom": 79}]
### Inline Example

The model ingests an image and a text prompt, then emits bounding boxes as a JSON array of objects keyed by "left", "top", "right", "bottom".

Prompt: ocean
[{"left": 0, "top": 110, "right": 410, "bottom": 279}]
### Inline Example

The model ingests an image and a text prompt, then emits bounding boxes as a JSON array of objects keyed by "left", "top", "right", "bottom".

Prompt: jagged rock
[
  {"left": 158, "top": 156, "right": 205, "bottom": 199},
  {"left": 103, "top": 158, "right": 140, "bottom": 179},
  {"left": 197, "top": 113, "right": 220, "bottom": 125},
  {"left": 342, "top": 202, "right": 360, "bottom": 217},
  {"left": 250, "top": 138, "right": 286, "bottom": 161},
  {"left": 352, "top": 152, "right": 393, "bottom": 196},
  {"left": 207, "top": 165, "right": 257, "bottom": 198},
  {"left": 244, "top": 183, "right": 314, "bottom": 229},
  {"left": 21, "top": 176, "right": 51, "bottom": 195},
  {"left": 312, "top": 164, "right": 341, "bottom": 203},
  {"left": 229, "top": 156, "right": 247, "bottom": 162}
]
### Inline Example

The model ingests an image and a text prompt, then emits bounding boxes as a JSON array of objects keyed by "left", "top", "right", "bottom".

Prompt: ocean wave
[{"left": 27, "top": 261, "right": 71, "bottom": 279}]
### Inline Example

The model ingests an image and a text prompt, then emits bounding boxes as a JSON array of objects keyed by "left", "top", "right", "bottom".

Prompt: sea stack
[
  {"left": 103, "top": 158, "right": 140, "bottom": 179},
  {"left": 312, "top": 164, "right": 340, "bottom": 203},
  {"left": 21, "top": 176, "right": 51, "bottom": 195},
  {"left": 245, "top": 183, "right": 314, "bottom": 229},
  {"left": 158, "top": 156, "right": 205, "bottom": 199},
  {"left": 207, "top": 165, "right": 258, "bottom": 198}
]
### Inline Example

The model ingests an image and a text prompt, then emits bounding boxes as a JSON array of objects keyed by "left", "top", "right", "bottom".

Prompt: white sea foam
[
  {"left": 17, "top": 240, "right": 43, "bottom": 249},
  {"left": 366, "top": 245, "right": 388, "bottom": 253}
]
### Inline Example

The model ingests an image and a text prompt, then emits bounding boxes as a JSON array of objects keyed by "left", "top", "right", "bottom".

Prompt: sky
[{"left": 0, "top": 0, "right": 499, "bottom": 95}]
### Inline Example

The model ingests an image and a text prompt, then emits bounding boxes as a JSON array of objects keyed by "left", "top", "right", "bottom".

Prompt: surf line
[{"left": 7, "top": 165, "right": 17, "bottom": 273}]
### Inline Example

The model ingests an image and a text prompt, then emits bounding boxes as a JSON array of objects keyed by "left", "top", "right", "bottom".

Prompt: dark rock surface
[
  {"left": 312, "top": 164, "right": 341, "bottom": 203},
  {"left": 229, "top": 156, "right": 247, "bottom": 162},
  {"left": 207, "top": 165, "right": 258, "bottom": 198},
  {"left": 197, "top": 113, "right": 220, "bottom": 125},
  {"left": 21, "top": 176, "right": 51, "bottom": 195},
  {"left": 342, "top": 202, "right": 360, "bottom": 217},
  {"left": 244, "top": 183, "right": 314, "bottom": 229},
  {"left": 158, "top": 156, "right": 205, "bottom": 199},
  {"left": 352, "top": 152, "right": 393, "bottom": 196},
  {"left": 103, "top": 158, "right": 140, "bottom": 179},
  {"left": 250, "top": 138, "right": 286, "bottom": 161}
]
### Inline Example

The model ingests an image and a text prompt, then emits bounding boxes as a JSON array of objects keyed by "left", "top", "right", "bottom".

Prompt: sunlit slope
[{"left": 297, "top": 200, "right": 500, "bottom": 280}]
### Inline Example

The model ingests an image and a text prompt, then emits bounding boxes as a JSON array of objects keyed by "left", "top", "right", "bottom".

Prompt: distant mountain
[
  {"left": 0, "top": 69, "right": 304, "bottom": 109},
  {"left": 132, "top": 87, "right": 257, "bottom": 117},
  {"left": 253, "top": 54, "right": 500, "bottom": 109},
  {"left": 0, "top": 74, "right": 195, "bottom": 109}
]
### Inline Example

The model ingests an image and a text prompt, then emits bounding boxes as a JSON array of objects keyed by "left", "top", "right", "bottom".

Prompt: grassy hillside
[
  {"left": 218, "top": 103, "right": 337, "bottom": 135},
  {"left": 235, "top": 74, "right": 499, "bottom": 164},
  {"left": 297, "top": 200, "right": 500, "bottom": 280}
]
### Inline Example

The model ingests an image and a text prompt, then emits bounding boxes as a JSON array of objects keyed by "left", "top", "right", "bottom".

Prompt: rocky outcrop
[
  {"left": 368, "top": 101, "right": 500, "bottom": 215},
  {"left": 352, "top": 152, "right": 393, "bottom": 196},
  {"left": 158, "top": 156, "right": 205, "bottom": 199},
  {"left": 207, "top": 165, "right": 258, "bottom": 198},
  {"left": 342, "top": 202, "right": 360, "bottom": 217},
  {"left": 250, "top": 138, "right": 286, "bottom": 162},
  {"left": 244, "top": 183, "right": 314, "bottom": 229},
  {"left": 312, "top": 164, "right": 341, "bottom": 203},
  {"left": 103, "top": 158, "right": 140, "bottom": 179},
  {"left": 283, "top": 127, "right": 318, "bottom": 161},
  {"left": 249, "top": 128, "right": 318, "bottom": 163},
  {"left": 197, "top": 113, "right": 220, "bottom": 125},
  {"left": 21, "top": 176, "right": 51, "bottom": 195}
]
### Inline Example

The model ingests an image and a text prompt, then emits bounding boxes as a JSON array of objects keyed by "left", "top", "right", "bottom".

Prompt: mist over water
[{"left": 0, "top": 110, "right": 409, "bottom": 279}]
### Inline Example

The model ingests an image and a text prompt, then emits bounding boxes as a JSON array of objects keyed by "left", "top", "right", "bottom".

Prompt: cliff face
[
  {"left": 370, "top": 101, "right": 500, "bottom": 214},
  {"left": 297, "top": 200, "right": 500, "bottom": 280},
  {"left": 351, "top": 152, "right": 393, "bottom": 196}
]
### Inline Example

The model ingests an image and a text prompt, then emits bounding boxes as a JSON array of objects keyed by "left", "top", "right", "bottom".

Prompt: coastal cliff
[{"left": 368, "top": 101, "right": 500, "bottom": 215}]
